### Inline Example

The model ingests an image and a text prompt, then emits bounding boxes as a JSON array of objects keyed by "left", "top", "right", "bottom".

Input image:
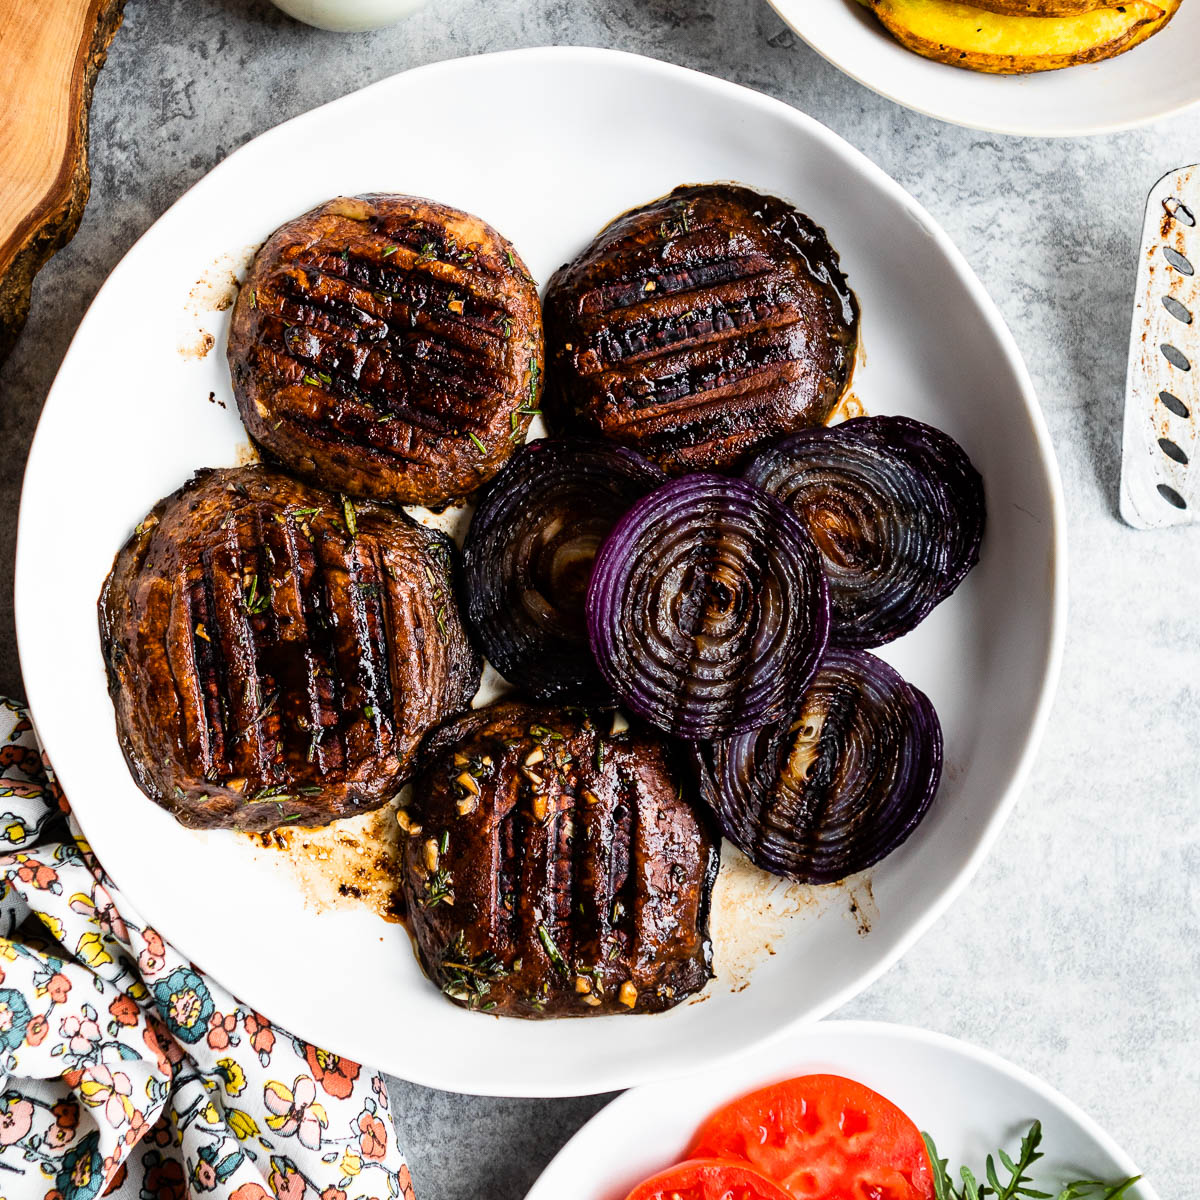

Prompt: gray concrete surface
[{"left": 1, "top": 1, "right": 1197, "bottom": 1196}]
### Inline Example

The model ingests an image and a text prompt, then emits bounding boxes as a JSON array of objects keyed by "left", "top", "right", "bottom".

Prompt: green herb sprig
[
  {"left": 422, "top": 866, "right": 454, "bottom": 908},
  {"left": 242, "top": 573, "right": 272, "bottom": 615},
  {"left": 536, "top": 922, "right": 569, "bottom": 977},
  {"left": 437, "top": 932, "right": 509, "bottom": 1010},
  {"left": 923, "top": 1123, "right": 1142, "bottom": 1200}
]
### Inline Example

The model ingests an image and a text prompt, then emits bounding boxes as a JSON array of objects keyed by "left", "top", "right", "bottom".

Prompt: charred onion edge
[
  {"left": 692, "top": 647, "right": 943, "bottom": 884},
  {"left": 462, "top": 438, "right": 665, "bottom": 703},
  {"left": 743, "top": 415, "right": 985, "bottom": 649},
  {"left": 587, "top": 473, "right": 831, "bottom": 739}
]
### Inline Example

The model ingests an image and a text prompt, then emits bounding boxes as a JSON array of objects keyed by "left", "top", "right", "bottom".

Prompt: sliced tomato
[
  {"left": 625, "top": 1158, "right": 795, "bottom": 1200},
  {"left": 686, "top": 1074, "right": 934, "bottom": 1200}
]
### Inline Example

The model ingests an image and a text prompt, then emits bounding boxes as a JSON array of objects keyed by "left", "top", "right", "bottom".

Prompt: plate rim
[
  {"left": 767, "top": 0, "right": 1200, "bottom": 138},
  {"left": 14, "top": 45, "right": 1068, "bottom": 1096},
  {"left": 522, "top": 1019, "right": 1159, "bottom": 1200}
]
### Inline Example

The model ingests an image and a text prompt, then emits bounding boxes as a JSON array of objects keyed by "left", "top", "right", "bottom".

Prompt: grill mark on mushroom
[
  {"left": 228, "top": 194, "right": 544, "bottom": 507},
  {"left": 544, "top": 184, "right": 858, "bottom": 474},
  {"left": 400, "top": 702, "right": 717, "bottom": 1017},
  {"left": 98, "top": 465, "right": 480, "bottom": 831}
]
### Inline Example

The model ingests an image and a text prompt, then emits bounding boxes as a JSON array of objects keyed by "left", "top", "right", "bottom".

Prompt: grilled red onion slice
[
  {"left": 463, "top": 438, "right": 665, "bottom": 702},
  {"left": 743, "top": 415, "right": 985, "bottom": 648},
  {"left": 587, "top": 474, "right": 830, "bottom": 739},
  {"left": 692, "top": 648, "right": 942, "bottom": 883}
]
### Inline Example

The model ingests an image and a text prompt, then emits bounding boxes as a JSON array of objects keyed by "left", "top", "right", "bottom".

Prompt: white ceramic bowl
[
  {"left": 268, "top": 0, "right": 427, "bottom": 33},
  {"left": 773, "top": 0, "right": 1200, "bottom": 136},
  {"left": 525, "top": 1022, "right": 1158, "bottom": 1200},
  {"left": 15, "top": 48, "right": 1064, "bottom": 1097}
]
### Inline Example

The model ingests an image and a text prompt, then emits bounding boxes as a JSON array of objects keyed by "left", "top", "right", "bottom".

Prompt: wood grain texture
[{"left": 0, "top": 0, "right": 126, "bottom": 364}]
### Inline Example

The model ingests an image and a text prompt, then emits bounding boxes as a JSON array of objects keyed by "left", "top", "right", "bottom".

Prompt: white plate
[
  {"left": 525, "top": 1021, "right": 1158, "bottom": 1200},
  {"left": 15, "top": 47, "right": 1065, "bottom": 1096},
  {"left": 774, "top": 0, "right": 1200, "bottom": 136}
]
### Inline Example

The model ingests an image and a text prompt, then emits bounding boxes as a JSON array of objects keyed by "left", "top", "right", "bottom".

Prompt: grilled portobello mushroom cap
[
  {"left": 98, "top": 465, "right": 480, "bottom": 832},
  {"left": 543, "top": 184, "right": 858, "bottom": 473},
  {"left": 400, "top": 702, "right": 718, "bottom": 1017},
  {"left": 228, "top": 194, "right": 544, "bottom": 508}
]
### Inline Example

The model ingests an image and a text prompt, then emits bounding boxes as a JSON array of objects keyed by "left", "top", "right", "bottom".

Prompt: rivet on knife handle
[{"left": 1120, "top": 165, "right": 1198, "bottom": 529}]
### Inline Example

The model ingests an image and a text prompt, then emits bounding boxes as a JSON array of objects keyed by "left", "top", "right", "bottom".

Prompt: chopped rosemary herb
[
  {"left": 658, "top": 207, "right": 693, "bottom": 241},
  {"left": 382, "top": 245, "right": 399, "bottom": 257},
  {"left": 437, "top": 932, "right": 509, "bottom": 1008},
  {"left": 536, "top": 923, "right": 569, "bottom": 977},
  {"left": 363, "top": 705, "right": 376, "bottom": 719},
  {"left": 248, "top": 783, "right": 292, "bottom": 804},
  {"left": 302, "top": 374, "right": 320, "bottom": 387},
  {"left": 341, "top": 495, "right": 358, "bottom": 538},
  {"left": 242, "top": 574, "right": 272, "bottom": 615},
  {"left": 306, "top": 726, "right": 325, "bottom": 763},
  {"left": 422, "top": 866, "right": 454, "bottom": 908},
  {"left": 467, "top": 431, "right": 488, "bottom": 454}
]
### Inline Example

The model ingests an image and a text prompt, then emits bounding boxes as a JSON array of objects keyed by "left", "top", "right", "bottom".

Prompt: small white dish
[
  {"left": 525, "top": 1021, "right": 1158, "bottom": 1200},
  {"left": 772, "top": 0, "right": 1200, "bottom": 136},
  {"left": 16, "top": 47, "right": 1064, "bottom": 1097},
  {"left": 268, "top": 0, "right": 426, "bottom": 33}
]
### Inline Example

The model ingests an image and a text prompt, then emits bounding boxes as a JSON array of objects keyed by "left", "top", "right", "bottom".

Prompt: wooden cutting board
[{"left": 0, "top": 0, "right": 126, "bottom": 365}]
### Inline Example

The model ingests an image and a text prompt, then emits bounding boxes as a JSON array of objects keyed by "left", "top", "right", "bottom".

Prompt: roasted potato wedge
[
  {"left": 868, "top": 0, "right": 1178, "bottom": 74},
  {"left": 961, "top": 0, "right": 1122, "bottom": 14}
]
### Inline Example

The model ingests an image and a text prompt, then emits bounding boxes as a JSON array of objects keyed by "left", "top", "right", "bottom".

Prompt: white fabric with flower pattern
[{"left": 0, "top": 699, "right": 415, "bottom": 1200}]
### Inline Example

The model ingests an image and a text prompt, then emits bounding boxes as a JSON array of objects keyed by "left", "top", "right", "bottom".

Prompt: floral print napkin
[{"left": 0, "top": 699, "right": 415, "bottom": 1200}]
